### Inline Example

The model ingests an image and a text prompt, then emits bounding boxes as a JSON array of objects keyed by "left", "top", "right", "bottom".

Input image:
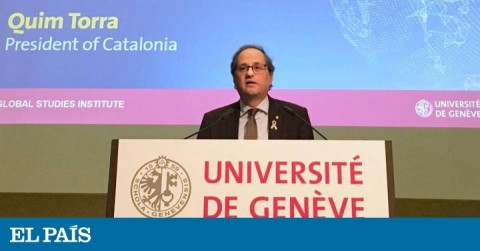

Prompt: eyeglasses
[{"left": 235, "top": 63, "right": 268, "bottom": 74}]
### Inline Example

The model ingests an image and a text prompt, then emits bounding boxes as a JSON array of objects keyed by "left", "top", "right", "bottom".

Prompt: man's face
[{"left": 233, "top": 48, "right": 272, "bottom": 101}]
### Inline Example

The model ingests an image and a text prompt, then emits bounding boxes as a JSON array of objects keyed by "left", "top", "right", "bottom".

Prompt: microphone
[
  {"left": 283, "top": 105, "right": 328, "bottom": 140},
  {"left": 184, "top": 108, "right": 234, "bottom": 139}
]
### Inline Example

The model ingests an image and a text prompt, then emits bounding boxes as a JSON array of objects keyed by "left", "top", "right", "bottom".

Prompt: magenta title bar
[{"left": 0, "top": 89, "right": 479, "bottom": 128}]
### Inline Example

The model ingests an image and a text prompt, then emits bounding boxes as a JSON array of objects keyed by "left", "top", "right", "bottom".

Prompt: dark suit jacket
[{"left": 197, "top": 96, "right": 314, "bottom": 139}]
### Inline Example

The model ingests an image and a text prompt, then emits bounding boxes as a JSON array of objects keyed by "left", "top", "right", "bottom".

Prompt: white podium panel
[{"left": 107, "top": 140, "right": 394, "bottom": 218}]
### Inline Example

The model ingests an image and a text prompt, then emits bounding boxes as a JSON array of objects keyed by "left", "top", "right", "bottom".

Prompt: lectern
[{"left": 107, "top": 140, "right": 394, "bottom": 218}]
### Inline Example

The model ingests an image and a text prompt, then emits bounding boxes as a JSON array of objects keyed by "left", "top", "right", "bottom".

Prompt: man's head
[{"left": 230, "top": 45, "right": 275, "bottom": 106}]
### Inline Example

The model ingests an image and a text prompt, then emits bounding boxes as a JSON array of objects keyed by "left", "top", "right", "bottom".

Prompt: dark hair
[{"left": 230, "top": 45, "right": 275, "bottom": 76}]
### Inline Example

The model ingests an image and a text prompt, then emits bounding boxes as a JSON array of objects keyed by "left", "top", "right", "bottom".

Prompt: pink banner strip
[{"left": 0, "top": 89, "right": 479, "bottom": 128}]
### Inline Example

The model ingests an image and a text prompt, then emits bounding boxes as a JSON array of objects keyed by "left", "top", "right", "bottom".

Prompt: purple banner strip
[{"left": 0, "top": 89, "right": 479, "bottom": 128}]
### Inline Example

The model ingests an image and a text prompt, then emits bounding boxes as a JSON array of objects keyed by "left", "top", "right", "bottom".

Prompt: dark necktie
[{"left": 244, "top": 108, "right": 259, "bottom": 140}]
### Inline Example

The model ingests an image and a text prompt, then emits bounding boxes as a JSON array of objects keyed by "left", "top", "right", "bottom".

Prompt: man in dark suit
[{"left": 197, "top": 45, "right": 314, "bottom": 140}]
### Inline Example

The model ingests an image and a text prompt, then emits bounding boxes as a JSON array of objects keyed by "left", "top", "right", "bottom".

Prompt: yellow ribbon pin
[{"left": 270, "top": 120, "right": 278, "bottom": 130}]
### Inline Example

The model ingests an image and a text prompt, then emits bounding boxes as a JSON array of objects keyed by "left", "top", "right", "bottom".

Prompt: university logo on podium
[{"left": 130, "top": 156, "right": 191, "bottom": 218}]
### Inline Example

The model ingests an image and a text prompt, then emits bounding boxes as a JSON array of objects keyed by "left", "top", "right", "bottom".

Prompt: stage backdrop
[
  {"left": 1, "top": 1, "right": 480, "bottom": 203},
  {"left": 1, "top": 0, "right": 479, "bottom": 128}
]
